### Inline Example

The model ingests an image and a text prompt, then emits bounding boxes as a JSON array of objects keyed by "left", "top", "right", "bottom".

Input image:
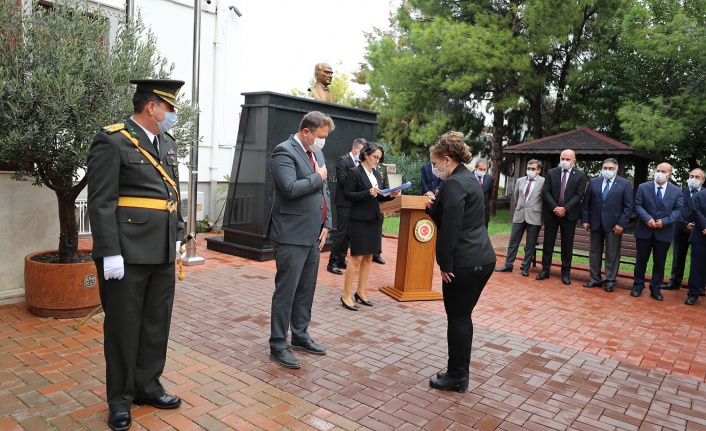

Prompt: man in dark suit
[
  {"left": 420, "top": 161, "right": 444, "bottom": 195},
  {"left": 631, "top": 162, "right": 683, "bottom": 301},
  {"left": 581, "top": 158, "right": 634, "bottom": 292},
  {"left": 537, "top": 149, "right": 587, "bottom": 285},
  {"left": 685, "top": 189, "right": 706, "bottom": 305},
  {"left": 473, "top": 159, "right": 494, "bottom": 228},
  {"left": 327, "top": 138, "right": 366, "bottom": 275},
  {"left": 663, "top": 168, "right": 704, "bottom": 290},
  {"left": 268, "top": 111, "right": 333, "bottom": 369},
  {"left": 88, "top": 79, "right": 186, "bottom": 431},
  {"left": 372, "top": 162, "right": 390, "bottom": 265}
]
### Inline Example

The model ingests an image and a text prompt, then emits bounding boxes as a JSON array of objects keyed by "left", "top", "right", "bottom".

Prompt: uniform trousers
[
  {"left": 442, "top": 263, "right": 494, "bottom": 379},
  {"left": 269, "top": 240, "right": 319, "bottom": 351},
  {"left": 588, "top": 228, "right": 622, "bottom": 287},
  {"left": 634, "top": 236, "right": 671, "bottom": 291},
  {"left": 96, "top": 259, "right": 175, "bottom": 412}
]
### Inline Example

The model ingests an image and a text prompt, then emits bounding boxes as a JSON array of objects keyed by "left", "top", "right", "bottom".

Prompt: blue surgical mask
[
  {"left": 152, "top": 104, "right": 177, "bottom": 133},
  {"left": 601, "top": 170, "right": 616, "bottom": 180}
]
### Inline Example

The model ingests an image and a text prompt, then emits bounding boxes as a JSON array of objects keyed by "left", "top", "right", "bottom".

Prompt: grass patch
[{"left": 382, "top": 207, "right": 513, "bottom": 236}]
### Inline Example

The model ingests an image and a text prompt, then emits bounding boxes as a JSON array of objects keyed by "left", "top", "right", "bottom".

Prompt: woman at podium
[
  {"left": 425, "top": 131, "right": 496, "bottom": 393},
  {"left": 341, "top": 142, "right": 400, "bottom": 311}
]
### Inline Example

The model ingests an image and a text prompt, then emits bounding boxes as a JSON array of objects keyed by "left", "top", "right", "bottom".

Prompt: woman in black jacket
[
  {"left": 425, "top": 131, "right": 496, "bottom": 392},
  {"left": 341, "top": 142, "right": 399, "bottom": 311}
]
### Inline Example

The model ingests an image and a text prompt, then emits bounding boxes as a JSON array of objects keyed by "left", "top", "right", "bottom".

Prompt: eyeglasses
[{"left": 371, "top": 155, "right": 381, "bottom": 161}]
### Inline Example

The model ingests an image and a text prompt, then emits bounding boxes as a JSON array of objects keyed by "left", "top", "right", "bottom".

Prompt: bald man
[{"left": 536, "top": 149, "right": 587, "bottom": 285}]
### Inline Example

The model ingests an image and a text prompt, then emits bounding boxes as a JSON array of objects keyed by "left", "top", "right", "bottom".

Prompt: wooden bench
[{"left": 532, "top": 225, "right": 637, "bottom": 267}]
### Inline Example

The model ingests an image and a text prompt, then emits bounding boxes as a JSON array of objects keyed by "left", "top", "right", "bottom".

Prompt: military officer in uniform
[{"left": 87, "top": 79, "right": 186, "bottom": 431}]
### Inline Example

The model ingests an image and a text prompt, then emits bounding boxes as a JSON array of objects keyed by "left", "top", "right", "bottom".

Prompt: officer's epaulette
[
  {"left": 163, "top": 131, "right": 175, "bottom": 141},
  {"left": 101, "top": 123, "right": 125, "bottom": 134}
]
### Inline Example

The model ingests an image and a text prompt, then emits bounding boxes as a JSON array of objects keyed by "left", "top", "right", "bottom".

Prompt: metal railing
[{"left": 76, "top": 198, "right": 91, "bottom": 235}]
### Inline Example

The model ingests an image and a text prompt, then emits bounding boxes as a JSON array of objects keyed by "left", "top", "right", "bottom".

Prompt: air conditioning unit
[{"left": 180, "top": 191, "right": 205, "bottom": 221}]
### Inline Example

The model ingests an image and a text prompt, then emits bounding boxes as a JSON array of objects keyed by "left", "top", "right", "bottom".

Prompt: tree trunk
[
  {"left": 55, "top": 184, "right": 84, "bottom": 263},
  {"left": 490, "top": 94, "right": 505, "bottom": 217}
]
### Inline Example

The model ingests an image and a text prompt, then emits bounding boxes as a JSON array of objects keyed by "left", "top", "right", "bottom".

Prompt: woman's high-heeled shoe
[
  {"left": 354, "top": 292, "right": 373, "bottom": 306},
  {"left": 429, "top": 375, "right": 469, "bottom": 393},
  {"left": 340, "top": 296, "right": 358, "bottom": 311}
]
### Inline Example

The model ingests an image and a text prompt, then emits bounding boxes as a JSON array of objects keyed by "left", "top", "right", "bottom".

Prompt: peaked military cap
[{"left": 130, "top": 79, "right": 185, "bottom": 109}]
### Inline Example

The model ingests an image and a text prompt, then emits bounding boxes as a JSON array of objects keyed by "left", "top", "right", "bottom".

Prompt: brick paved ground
[{"left": 1, "top": 233, "right": 705, "bottom": 430}]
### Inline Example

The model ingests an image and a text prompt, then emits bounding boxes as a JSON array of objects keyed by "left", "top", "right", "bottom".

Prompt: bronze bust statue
[{"left": 308, "top": 63, "right": 334, "bottom": 103}]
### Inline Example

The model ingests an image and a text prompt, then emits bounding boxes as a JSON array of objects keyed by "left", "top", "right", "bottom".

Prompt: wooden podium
[{"left": 379, "top": 195, "right": 443, "bottom": 301}]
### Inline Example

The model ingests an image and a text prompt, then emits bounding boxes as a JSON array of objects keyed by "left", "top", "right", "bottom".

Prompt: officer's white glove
[
  {"left": 103, "top": 255, "right": 124, "bottom": 280},
  {"left": 176, "top": 241, "right": 185, "bottom": 260}
]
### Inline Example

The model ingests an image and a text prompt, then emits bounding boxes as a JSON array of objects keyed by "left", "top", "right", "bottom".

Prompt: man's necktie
[
  {"left": 307, "top": 151, "right": 326, "bottom": 223},
  {"left": 524, "top": 178, "right": 532, "bottom": 200},
  {"left": 691, "top": 189, "right": 696, "bottom": 201},
  {"left": 602, "top": 180, "right": 611, "bottom": 201},
  {"left": 478, "top": 175, "right": 483, "bottom": 186},
  {"left": 656, "top": 186, "right": 663, "bottom": 206},
  {"left": 152, "top": 136, "right": 160, "bottom": 157},
  {"left": 558, "top": 170, "right": 568, "bottom": 206}
]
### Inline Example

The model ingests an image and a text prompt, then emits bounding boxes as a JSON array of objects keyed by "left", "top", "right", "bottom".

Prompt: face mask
[
  {"left": 152, "top": 104, "right": 177, "bottom": 133},
  {"left": 306, "top": 130, "right": 326, "bottom": 152},
  {"left": 476, "top": 169, "right": 486, "bottom": 177},
  {"left": 432, "top": 163, "right": 447, "bottom": 180},
  {"left": 654, "top": 172, "right": 667, "bottom": 184},
  {"left": 559, "top": 160, "right": 572, "bottom": 170},
  {"left": 601, "top": 170, "right": 616, "bottom": 180},
  {"left": 688, "top": 178, "right": 702, "bottom": 190},
  {"left": 526, "top": 170, "right": 537, "bottom": 179}
]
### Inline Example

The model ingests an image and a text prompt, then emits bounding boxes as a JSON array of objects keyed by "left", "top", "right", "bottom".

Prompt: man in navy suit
[
  {"left": 473, "top": 159, "right": 494, "bottom": 228},
  {"left": 420, "top": 161, "right": 444, "bottom": 195},
  {"left": 581, "top": 158, "right": 634, "bottom": 292},
  {"left": 327, "top": 138, "right": 366, "bottom": 275},
  {"left": 537, "top": 149, "right": 587, "bottom": 285},
  {"left": 631, "top": 162, "right": 683, "bottom": 301},
  {"left": 685, "top": 189, "right": 706, "bottom": 305},
  {"left": 663, "top": 169, "right": 704, "bottom": 290}
]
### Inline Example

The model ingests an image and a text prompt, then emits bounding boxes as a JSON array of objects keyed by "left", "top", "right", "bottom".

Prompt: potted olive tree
[{"left": 0, "top": 1, "right": 196, "bottom": 317}]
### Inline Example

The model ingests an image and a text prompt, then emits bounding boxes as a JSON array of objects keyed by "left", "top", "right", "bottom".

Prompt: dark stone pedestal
[{"left": 206, "top": 92, "right": 378, "bottom": 261}]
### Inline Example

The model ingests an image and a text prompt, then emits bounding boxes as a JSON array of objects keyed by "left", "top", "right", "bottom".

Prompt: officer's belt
[{"left": 118, "top": 197, "right": 178, "bottom": 213}]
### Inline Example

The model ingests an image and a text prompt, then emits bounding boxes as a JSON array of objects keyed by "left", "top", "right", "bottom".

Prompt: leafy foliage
[{"left": 0, "top": 1, "right": 194, "bottom": 262}]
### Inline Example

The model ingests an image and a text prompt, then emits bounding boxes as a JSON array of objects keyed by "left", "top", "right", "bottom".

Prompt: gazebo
[{"left": 503, "top": 128, "right": 659, "bottom": 213}]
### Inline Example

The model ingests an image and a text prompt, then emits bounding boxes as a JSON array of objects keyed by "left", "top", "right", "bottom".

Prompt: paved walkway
[{"left": 1, "top": 233, "right": 705, "bottom": 430}]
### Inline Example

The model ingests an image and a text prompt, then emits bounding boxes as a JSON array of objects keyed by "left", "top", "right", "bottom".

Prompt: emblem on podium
[{"left": 414, "top": 219, "right": 435, "bottom": 243}]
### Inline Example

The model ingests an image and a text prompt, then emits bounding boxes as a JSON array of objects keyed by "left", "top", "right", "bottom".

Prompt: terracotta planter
[{"left": 24, "top": 250, "right": 100, "bottom": 318}]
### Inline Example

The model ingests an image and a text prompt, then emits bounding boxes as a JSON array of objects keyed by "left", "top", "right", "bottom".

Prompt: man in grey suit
[
  {"left": 581, "top": 158, "right": 634, "bottom": 292},
  {"left": 631, "top": 162, "right": 683, "bottom": 301},
  {"left": 473, "top": 159, "right": 494, "bottom": 228},
  {"left": 268, "top": 111, "right": 334, "bottom": 369},
  {"left": 496, "top": 160, "right": 544, "bottom": 277}
]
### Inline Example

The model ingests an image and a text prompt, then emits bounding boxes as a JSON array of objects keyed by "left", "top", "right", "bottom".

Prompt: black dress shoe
[
  {"left": 650, "top": 291, "right": 664, "bottom": 301},
  {"left": 494, "top": 265, "right": 513, "bottom": 273},
  {"left": 685, "top": 295, "right": 698, "bottom": 305},
  {"left": 290, "top": 339, "right": 327, "bottom": 356},
  {"left": 132, "top": 393, "right": 181, "bottom": 409},
  {"left": 583, "top": 280, "right": 603, "bottom": 288},
  {"left": 630, "top": 287, "right": 642, "bottom": 297},
  {"left": 372, "top": 254, "right": 385, "bottom": 265},
  {"left": 339, "top": 260, "right": 348, "bottom": 269},
  {"left": 108, "top": 410, "right": 131, "bottom": 431},
  {"left": 340, "top": 296, "right": 358, "bottom": 311},
  {"left": 354, "top": 292, "right": 373, "bottom": 306},
  {"left": 521, "top": 268, "right": 529, "bottom": 277},
  {"left": 270, "top": 348, "right": 301, "bottom": 369},
  {"left": 562, "top": 276, "right": 571, "bottom": 285},
  {"left": 661, "top": 282, "right": 680, "bottom": 290},
  {"left": 429, "top": 376, "right": 469, "bottom": 393},
  {"left": 436, "top": 370, "right": 447, "bottom": 379},
  {"left": 604, "top": 285, "right": 615, "bottom": 292},
  {"left": 536, "top": 270, "right": 550, "bottom": 280},
  {"left": 326, "top": 263, "right": 342, "bottom": 275}
]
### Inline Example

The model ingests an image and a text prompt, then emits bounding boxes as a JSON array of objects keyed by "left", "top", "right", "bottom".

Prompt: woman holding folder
[{"left": 341, "top": 142, "right": 399, "bottom": 311}]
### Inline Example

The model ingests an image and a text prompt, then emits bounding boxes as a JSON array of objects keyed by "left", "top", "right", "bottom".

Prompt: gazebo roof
[{"left": 503, "top": 128, "right": 658, "bottom": 160}]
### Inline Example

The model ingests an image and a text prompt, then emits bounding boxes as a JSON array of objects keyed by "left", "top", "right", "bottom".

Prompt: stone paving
[{"left": 1, "top": 233, "right": 705, "bottom": 430}]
